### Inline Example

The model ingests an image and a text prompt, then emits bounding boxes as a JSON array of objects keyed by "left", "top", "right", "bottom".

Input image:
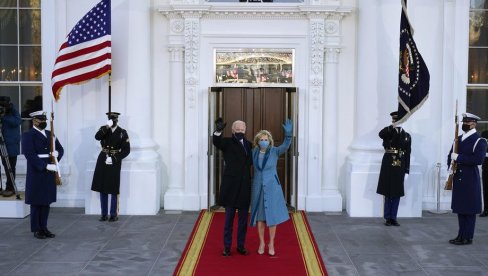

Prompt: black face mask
[
  {"left": 461, "top": 123, "right": 471, "bottom": 132},
  {"left": 234, "top": 132, "right": 245, "bottom": 140},
  {"left": 38, "top": 122, "right": 47, "bottom": 130}
]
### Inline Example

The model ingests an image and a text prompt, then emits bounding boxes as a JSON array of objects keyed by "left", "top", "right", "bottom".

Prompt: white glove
[
  {"left": 450, "top": 153, "right": 458, "bottom": 161},
  {"left": 404, "top": 173, "right": 409, "bottom": 182},
  {"left": 105, "top": 156, "right": 113, "bottom": 165},
  {"left": 46, "top": 164, "right": 57, "bottom": 172},
  {"left": 51, "top": 150, "right": 59, "bottom": 158},
  {"left": 106, "top": 119, "right": 113, "bottom": 128}
]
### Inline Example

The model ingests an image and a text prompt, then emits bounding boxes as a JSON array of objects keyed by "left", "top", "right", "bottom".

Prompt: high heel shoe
[
  {"left": 268, "top": 244, "right": 275, "bottom": 256},
  {"left": 257, "top": 244, "right": 265, "bottom": 255}
]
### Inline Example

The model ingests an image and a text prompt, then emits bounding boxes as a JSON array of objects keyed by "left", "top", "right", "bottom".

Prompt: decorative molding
[
  {"left": 170, "top": 20, "right": 184, "bottom": 33},
  {"left": 168, "top": 46, "right": 184, "bottom": 62},
  {"left": 310, "top": 19, "right": 324, "bottom": 88},
  {"left": 186, "top": 86, "right": 197, "bottom": 109},
  {"left": 158, "top": 5, "right": 352, "bottom": 20},
  {"left": 325, "top": 21, "right": 338, "bottom": 34},
  {"left": 311, "top": 87, "right": 321, "bottom": 109},
  {"left": 184, "top": 18, "right": 200, "bottom": 77}
]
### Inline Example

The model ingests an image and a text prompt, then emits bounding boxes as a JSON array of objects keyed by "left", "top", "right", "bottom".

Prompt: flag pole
[{"left": 108, "top": 72, "right": 112, "bottom": 113}]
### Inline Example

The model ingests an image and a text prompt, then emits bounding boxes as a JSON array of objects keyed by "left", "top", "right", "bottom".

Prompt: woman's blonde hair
[{"left": 253, "top": 130, "right": 274, "bottom": 149}]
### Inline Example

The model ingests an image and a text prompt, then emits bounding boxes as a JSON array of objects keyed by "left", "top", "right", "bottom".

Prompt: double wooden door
[{"left": 208, "top": 87, "right": 297, "bottom": 210}]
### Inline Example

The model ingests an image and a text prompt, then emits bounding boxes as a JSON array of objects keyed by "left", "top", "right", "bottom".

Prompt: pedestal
[
  {"left": 85, "top": 159, "right": 161, "bottom": 215},
  {"left": 346, "top": 158, "right": 422, "bottom": 217},
  {"left": 0, "top": 192, "right": 29, "bottom": 218}
]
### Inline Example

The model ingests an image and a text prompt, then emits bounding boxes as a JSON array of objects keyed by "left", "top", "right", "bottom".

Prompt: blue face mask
[{"left": 258, "top": 140, "right": 269, "bottom": 149}]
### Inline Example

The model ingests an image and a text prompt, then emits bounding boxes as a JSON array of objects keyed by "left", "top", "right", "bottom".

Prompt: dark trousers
[
  {"left": 1, "top": 156, "right": 17, "bottom": 191},
  {"left": 457, "top": 214, "right": 476, "bottom": 239},
  {"left": 100, "top": 193, "right": 118, "bottom": 216},
  {"left": 30, "top": 205, "right": 50, "bottom": 232},
  {"left": 384, "top": 197, "right": 400, "bottom": 220},
  {"left": 223, "top": 207, "right": 248, "bottom": 249}
]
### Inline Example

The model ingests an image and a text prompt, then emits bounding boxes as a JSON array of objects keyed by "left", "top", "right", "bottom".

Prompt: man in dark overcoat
[
  {"left": 91, "top": 112, "right": 130, "bottom": 222},
  {"left": 376, "top": 111, "right": 411, "bottom": 227},
  {"left": 448, "top": 113, "right": 488, "bottom": 245},
  {"left": 480, "top": 130, "right": 488, "bottom": 217},
  {"left": 213, "top": 118, "right": 252, "bottom": 257},
  {"left": 22, "top": 111, "right": 64, "bottom": 239},
  {"left": 0, "top": 96, "right": 22, "bottom": 197}
]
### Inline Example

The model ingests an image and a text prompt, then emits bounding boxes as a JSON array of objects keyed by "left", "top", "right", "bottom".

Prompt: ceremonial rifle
[
  {"left": 444, "top": 100, "right": 458, "bottom": 190},
  {"left": 50, "top": 105, "right": 62, "bottom": 185}
]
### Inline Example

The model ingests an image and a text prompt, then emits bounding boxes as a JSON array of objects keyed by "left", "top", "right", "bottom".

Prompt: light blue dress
[{"left": 250, "top": 135, "right": 292, "bottom": 227}]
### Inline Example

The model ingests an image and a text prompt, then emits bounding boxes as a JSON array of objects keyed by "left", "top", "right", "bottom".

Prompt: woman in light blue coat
[{"left": 250, "top": 119, "right": 292, "bottom": 256}]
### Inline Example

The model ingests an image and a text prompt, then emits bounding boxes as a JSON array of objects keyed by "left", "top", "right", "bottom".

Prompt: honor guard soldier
[
  {"left": 0, "top": 96, "right": 22, "bottom": 197},
  {"left": 91, "top": 112, "right": 130, "bottom": 222},
  {"left": 448, "top": 113, "right": 488, "bottom": 245},
  {"left": 376, "top": 111, "right": 411, "bottom": 227},
  {"left": 22, "top": 110, "right": 64, "bottom": 239}
]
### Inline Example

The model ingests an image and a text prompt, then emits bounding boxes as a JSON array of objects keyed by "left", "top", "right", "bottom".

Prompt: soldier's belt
[
  {"left": 102, "top": 149, "right": 121, "bottom": 154},
  {"left": 38, "top": 154, "right": 50, "bottom": 158},
  {"left": 385, "top": 149, "right": 404, "bottom": 154}
]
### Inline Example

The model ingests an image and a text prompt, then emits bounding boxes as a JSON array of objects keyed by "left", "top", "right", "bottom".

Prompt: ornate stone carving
[
  {"left": 325, "top": 21, "right": 338, "bottom": 34},
  {"left": 171, "top": 20, "right": 184, "bottom": 33},
  {"left": 184, "top": 18, "right": 199, "bottom": 76},
  {"left": 310, "top": 20, "right": 325, "bottom": 86},
  {"left": 186, "top": 86, "right": 197, "bottom": 109}
]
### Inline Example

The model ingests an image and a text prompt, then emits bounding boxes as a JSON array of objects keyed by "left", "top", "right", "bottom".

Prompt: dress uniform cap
[
  {"left": 390, "top": 111, "right": 399, "bottom": 120},
  {"left": 462, "top": 112, "right": 481, "bottom": 122},
  {"left": 29, "top": 110, "right": 47, "bottom": 120},
  {"left": 106, "top": 112, "right": 120, "bottom": 119}
]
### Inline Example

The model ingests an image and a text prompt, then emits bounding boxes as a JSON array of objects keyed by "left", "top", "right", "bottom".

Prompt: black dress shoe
[
  {"left": 449, "top": 236, "right": 461, "bottom": 244},
  {"left": 390, "top": 220, "right": 400, "bottom": 226},
  {"left": 480, "top": 211, "right": 488, "bottom": 217},
  {"left": 99, "top": 215, "right": 108, "bottom": 221},
  {"left": 384, "top": 219, "right": 392, "bottom": 226},
  {"left": 454, "top": 238, "right": 472, "bottom": 245},
  {"left": 42, "top": 229, "right": 55, "bottom": 238},
  {"left": 222, "top": 248, "right": 231, "bottom": 257},
  {"left": 236, "top": 247, "right": 249, "bottom": 256},
  {"left": 33, "top": 231, "right": 46, "bottom": 239},
  {"left": 2, "top": 190, "right": 14, "bottom": 197},
  {"left": 108, "top": 216, "right": 118, "bottom": 222}
]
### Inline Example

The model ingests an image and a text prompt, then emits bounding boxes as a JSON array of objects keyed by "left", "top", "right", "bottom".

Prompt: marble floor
[{"left": 1, "top": 208, "right": 488, "bottom": 275}]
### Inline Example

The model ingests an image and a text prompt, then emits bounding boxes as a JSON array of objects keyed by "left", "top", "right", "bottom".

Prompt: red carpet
[{"left": 174, "top": 211, "right": 327, "bottom": 276}]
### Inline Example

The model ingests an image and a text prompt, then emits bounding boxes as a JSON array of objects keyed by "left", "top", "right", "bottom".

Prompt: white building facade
[{"left": 3, "top": 0, "right": 480, "bottom": 216}]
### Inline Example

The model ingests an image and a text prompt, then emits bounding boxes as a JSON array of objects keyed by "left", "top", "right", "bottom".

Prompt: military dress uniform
[
  {"left": 22, "top": 111, "right": 64, "bottom": 239},
  {"left": 448, "top": 113, "right": 488, "bottom": 245},
  {"left": 91, "top": 112, "right": 130, "bottom": 221},
  {"left": 376, "top": 112, "right": 411, "bottom": 226}
]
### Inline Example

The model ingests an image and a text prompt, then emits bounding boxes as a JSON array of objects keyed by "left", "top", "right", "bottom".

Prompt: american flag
[
  {"left": 395, "top": 0, "right": 430, "bottom": 125},
  {"left": 51, "top": 0, "right": 111, "bottom": 101}
]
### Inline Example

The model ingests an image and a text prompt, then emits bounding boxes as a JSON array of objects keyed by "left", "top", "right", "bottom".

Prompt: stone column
[
  {"left": 322, "top": 46, "right": 342, "bottom": 211},
  {"left": 163, "top": 45, "right": 185, "bottom": 210},
  {"left": 182, "top": 14, "right": 202, "bottom": 210},
  {"left": 306, "top": 17, "right": 326, "bottom": 211}
]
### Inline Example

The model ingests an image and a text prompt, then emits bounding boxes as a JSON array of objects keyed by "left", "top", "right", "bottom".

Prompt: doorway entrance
[{"left": 208, "top": 87, "right": 298, "bottom": 210}]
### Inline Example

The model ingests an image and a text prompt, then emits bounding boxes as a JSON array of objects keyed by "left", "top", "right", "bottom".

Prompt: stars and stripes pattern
[{"left": 51, "top": 0, "right": 111, "bottom": 101}]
